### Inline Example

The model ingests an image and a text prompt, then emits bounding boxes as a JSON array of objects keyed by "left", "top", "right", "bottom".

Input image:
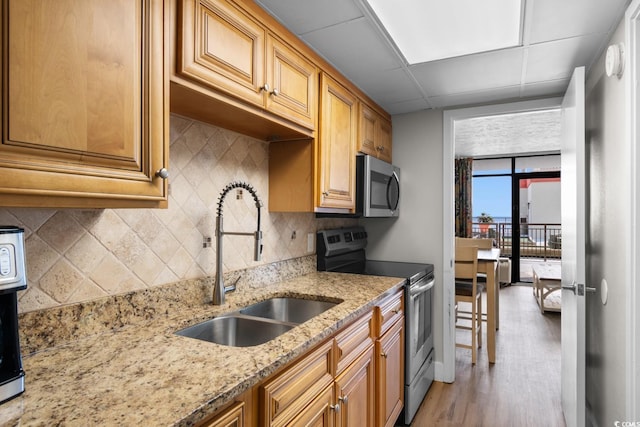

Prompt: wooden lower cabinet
[
  {"left": 201, "top": 402, "right": 245, "bottom": 427},
  {"left": 375, "top": 318, "right": 404, "bottom": 427},
  {"left": 288, "top": 384, "right": 336, "bottom": 427},
  {"left": 261, "top": 341, "right": 334, "bottom": 426},
  {"left": 204, "top": 291, "right": 404, "bottom": 427},
  {"left": 335, "top": 345, "right": 375, "bottom": 427}
]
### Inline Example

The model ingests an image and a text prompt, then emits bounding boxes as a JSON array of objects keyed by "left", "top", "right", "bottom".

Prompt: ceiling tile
[
  {"left": 409, "top": 48, "right": 524, "bottom": 97},
  {"left": 525, "top": 34, "right": 603, "bottom": 82},
  {"left": 528, "top": 0, "right": 629, "bottom": 44},
  {"left": 301, "top": 18, "right": 402, "bottom": 78},
  {"left": 352, "top": 68, "right": 423, "bottom": 106},
  {"left": 428, "top": 85, "right": 521, "bottom": 109},
  {"left": 255, "top": 0, "right": 363, "bottom": 35},
  {"left": 520, "top": 79, "right": 569, "bottom": 98},
  {"left": 385, "top": 98, "right": 431, "bottom": 115}
]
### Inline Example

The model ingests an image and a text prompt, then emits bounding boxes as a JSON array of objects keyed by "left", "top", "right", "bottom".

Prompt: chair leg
[
  {"left": 471, "top": 298, "right": 477, "bottom": 364},
  {"left": 478, "top": 295, "right": 482, "bottom": 349}
]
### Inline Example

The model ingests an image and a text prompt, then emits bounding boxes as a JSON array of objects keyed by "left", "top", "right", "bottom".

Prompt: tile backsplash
[{"left": 2, "top": 114, "right": 354, "bottom": 313}]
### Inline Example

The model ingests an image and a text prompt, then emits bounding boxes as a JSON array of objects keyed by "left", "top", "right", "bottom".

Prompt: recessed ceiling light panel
[{"left": 366, "top": 0, "right": 523, "bottom": 64}]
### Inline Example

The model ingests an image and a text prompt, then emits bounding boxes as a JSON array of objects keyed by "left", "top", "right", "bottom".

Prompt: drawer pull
[{"left": 392, "top": 308, "right": 400, "bottom": 314}]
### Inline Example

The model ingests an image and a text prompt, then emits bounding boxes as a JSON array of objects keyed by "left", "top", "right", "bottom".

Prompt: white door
[{"left": 560, "top": 66, "right": 586, "bottom": 427}]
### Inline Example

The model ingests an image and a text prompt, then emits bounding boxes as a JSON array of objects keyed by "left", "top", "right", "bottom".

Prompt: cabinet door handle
[
  {"left": 338, "top": 396, "right": 348, "bottom": 405},
  {"left": 261, "top": 83, "right": 270, "bottom": 92},
  {"left": 322, "top": 191, "right": 329, "bottom": 197},
  {"left": 272, "top": 88, "right": 280, "bottom": 96},
  {"left": 392, "top": 308, "right": 400, "bottom": 314},
  {"left": 155, "top": 168, "right": 169, "bottom": 179},
  {"left": 381, "top": 352, "right": 388, "bottom": 358},
  {"left": 330, "top": 403, "right": 341, "bottom": 413}
]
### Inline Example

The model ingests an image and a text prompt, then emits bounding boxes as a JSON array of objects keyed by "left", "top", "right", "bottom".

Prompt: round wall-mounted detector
[{"left": 605, "top": 43, "right": 624, "bottom": 78}]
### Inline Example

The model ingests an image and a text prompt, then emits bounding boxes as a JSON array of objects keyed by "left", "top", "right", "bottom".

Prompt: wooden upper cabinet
[
  {"left": 358, "top": 102, "right": 392, "bottom": 163},
  {"left": 317, "top": 73, "right": 357, "bottom": 211},
  {"left": 176, "top": 0, "right": 317, "bottom": 131},
  {"left": 265, "top": 35, "right": 317, "bottom": 130},
  {"left": 0, "top": 0, "right": 168, "bottom": 208},
  {"left": 178, "top": 0, "right": 265, "bottom": 107}
]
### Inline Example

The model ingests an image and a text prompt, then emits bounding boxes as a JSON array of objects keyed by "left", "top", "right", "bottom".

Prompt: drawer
[
  {"left": 334, "top": 312, "right": 373, "bottom": 376},
  {"left": 260, "top": 340, "right": 333, "bottom": 426},
  {"left": 374, "top": 291, "right": 404, "bottom": 337}
]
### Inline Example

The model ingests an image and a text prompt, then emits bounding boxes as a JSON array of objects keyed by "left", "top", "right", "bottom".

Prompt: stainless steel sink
[
  {"left": 240, "top": 297, "right": 339, "bottom": 324},
  {"left": 175, "top": 315, "right": 294, "bottom": 347},
  {"left": 175, "top": 297, "right": 341, "bottom": 347}
]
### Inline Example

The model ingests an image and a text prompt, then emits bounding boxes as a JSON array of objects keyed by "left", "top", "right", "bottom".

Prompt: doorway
[{"left": 442, "top": 98, "right": 563, "bottom": 382}]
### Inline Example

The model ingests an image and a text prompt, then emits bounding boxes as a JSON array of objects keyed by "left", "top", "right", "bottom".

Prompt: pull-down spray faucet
[{"left": 214, "top": 181, "right": 263, "bottom": 305}]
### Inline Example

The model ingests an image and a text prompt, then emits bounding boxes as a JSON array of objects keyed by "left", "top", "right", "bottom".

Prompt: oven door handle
[{"left": 409, "top": 278, "right": 435, "bottom": 298}]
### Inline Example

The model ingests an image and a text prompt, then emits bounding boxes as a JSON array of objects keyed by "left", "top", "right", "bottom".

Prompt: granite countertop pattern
[{"left": 3, "top": 270, "right": 404, "bottom": 426}]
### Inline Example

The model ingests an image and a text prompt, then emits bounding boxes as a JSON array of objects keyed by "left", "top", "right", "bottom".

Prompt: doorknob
[{"left": 562, "top": 281, "right": 596, "bottom": 296}]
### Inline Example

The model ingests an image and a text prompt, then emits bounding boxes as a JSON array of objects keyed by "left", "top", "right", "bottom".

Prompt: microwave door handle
[{"left": 386, "top": 171, "right": 400, "bottom": 211}]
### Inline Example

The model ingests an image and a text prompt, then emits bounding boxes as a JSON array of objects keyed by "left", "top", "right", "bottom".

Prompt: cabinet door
[
  {"left": 261, "top": 340, "right": 333, "bottom": 427},
  {"left": 1, "top": 0, "right": 167, "bottom": 208},
  {"left": 265, "top": 35, "right": 317, "bottom": 130},
  {"left": 318, "top": 73, "right": 357, "bottom": 210},
  {"left": 335, "top": 345, "right": 374, "bottom": 427},
  {"left": 376, "top": 117, "right": 392, "bottom": 163},
  {"left": 357, "top": 102, "right": 392, "bottom": 163},
  {"left": 201, "top": 401, "right": 244, "bottom": 427},
  {"left": 375, "top": 318, "right": 404, "bottom": 427},
  {"left": 178, "top": 0, "right": 265, "bottom": 107},
  {"left": 357, "top": 103, "right": 378, "bottom": 157},
  {"left": 287, "top": 385, "right": 336, "bottom": 427}
]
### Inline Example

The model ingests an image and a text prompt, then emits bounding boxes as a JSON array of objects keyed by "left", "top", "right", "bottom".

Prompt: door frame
[
  {"left": 442, "top": 97, "right": 562, "bottom": 382},
  {"left": 626, "top": 0, "right": 640, "bottom": 419}
]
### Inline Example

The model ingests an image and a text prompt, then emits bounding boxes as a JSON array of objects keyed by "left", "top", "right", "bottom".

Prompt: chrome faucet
[{"left": 214, "top": 181, "right": 263, "bottom": 305}]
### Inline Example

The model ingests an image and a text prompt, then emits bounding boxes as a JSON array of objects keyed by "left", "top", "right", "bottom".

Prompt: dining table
[{"left": 477, "top": 247, "right": 500, "bottom": 363}]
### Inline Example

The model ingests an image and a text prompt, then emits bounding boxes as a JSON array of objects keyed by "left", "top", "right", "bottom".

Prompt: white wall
[
  {"left": 362, "top": 109, "right": 445, "bottom": 363},
  {"left": 585, "top": 18, "right": 630, "bottom": 425}
]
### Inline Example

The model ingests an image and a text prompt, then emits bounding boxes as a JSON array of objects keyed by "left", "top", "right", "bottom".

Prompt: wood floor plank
[{"left": 405, "top": 285, "right": 565, "bottom": 427}]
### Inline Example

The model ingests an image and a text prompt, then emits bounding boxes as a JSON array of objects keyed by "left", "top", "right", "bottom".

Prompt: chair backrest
[
  {"left": 455, "top": 245, "right": 479, "bottom": 281},
  {"left": 456, "top": 237, "right": 493, "bottom": 249}
]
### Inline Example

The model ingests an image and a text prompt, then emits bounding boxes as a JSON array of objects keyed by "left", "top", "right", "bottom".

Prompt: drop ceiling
[{"left": 255, "top": 0, "right": 631, "bottom": 115}]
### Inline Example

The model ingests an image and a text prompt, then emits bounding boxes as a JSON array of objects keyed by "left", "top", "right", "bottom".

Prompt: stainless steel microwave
[{"left": 356, "top": 154, "right": 400, "bottom": 217}]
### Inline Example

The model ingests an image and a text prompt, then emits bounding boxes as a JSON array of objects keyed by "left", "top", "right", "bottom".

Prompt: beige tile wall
[{"left": 1, "top": 114, "right": 354, "bottom": 313}]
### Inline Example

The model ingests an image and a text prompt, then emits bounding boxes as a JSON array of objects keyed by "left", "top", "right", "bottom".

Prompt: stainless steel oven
[
  {"left": 403, "top": 272, "right": 434, "bottom": 422},
  {"left": 317, "top": 227, "right": 434, "bottom": 425}
]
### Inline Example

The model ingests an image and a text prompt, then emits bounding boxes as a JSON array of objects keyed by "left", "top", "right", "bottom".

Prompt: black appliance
[
  {"left": 317, "top": 226, "right": 434, "bottom": 424},
  {"left": 0, "top": 226, "right": 27, "bottom": 404}
]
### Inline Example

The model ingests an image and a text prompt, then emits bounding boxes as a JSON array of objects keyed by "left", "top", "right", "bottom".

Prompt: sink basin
[
  {"left": 175, "top": 297, "right": 341, "bottom": 347},
  {"left": 240, "top": 297, "right": 339, "bottom": 324},
  {"left": 175, "top": 315, "right": 294, "bottom": 347}
]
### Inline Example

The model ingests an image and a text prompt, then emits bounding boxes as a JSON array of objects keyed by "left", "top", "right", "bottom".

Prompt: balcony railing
[{"left": 472, "top": 222, "right": 561, "bottom": 261}]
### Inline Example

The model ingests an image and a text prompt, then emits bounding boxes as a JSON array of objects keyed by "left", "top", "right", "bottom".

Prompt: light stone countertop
[{"left": 3, "top": 271, "right": 404, "bottom": 426}]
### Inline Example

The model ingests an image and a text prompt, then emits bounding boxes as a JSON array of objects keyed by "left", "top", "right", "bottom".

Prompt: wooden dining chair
[{"left": 455, "top": 245, "right": 483, "bottom": 364}]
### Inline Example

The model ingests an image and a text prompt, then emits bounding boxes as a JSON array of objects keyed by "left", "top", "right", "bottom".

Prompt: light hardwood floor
[{"left": 406, "top": 285, "right": 565, "bottom": 427}]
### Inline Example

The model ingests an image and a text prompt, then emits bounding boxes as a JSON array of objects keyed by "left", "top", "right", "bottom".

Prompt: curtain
[{"left": 455, "top": 157, "right": 473, "bottom": 237}]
